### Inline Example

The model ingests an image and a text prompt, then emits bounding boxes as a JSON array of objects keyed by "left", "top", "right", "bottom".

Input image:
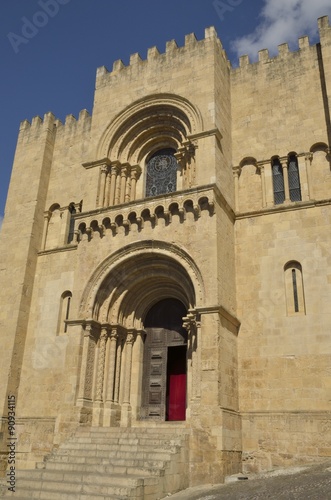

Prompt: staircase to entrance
[{"left": 2, "top": 426, "right": 190, "bottom": 500}]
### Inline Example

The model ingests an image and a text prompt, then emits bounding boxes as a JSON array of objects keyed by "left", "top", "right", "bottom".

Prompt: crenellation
[
  {"left": 78, "top": 109, "right": 91, "bottom": 123},
  {"left": 239, "top": 55, "right": 250, "bottom": 67},
  {"left": 54, "top": 118, "right": 63, "bottom": 128},
  {"left": 166, "top": 39, "right": 178, "bottom": 53},
  {"left": 278, "top": 43, "right": 289, "bottom": 56},
  {"left": 185, "top": 32, "right": 197, "bottom": 47},
  {"left": 129, "top": 52, "right": 143, "bottom": 65},
  {"left": 112, "top": 59, "right": 125, "bottom": 72},
  {"left": 147, "top": 46, "right": 160, "bottom": 60},
  {"left": 258, "top": 48, "right": 269, "bottom": 62},
  {"left": 64, "top": 114, "right": 77, "bottom": 126},
  {"left": 31, "top": 115, "right": 43, "bottom": 129},
  {"left": 235, "top": 32, "right": 317, "bottom": 71},
  {"left": 20, "top": 119, "right": 31, "bottom": 131},
  {"left": 298, "top": 36, "right": 310, "bottom": 49},
  {"left": 96, "top": 65, "right": 109, "bottom": 78},
  {"left": 43, "top": 112, "right": 56, "bottom": 132},
  {"left": 318, "top": 15, "right": 330, "bottom": 30},
  {"left": 205, "top": 26, "right": 218, "bottom": 40}
]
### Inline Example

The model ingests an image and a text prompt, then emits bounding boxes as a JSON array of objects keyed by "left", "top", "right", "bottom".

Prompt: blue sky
[{"left": 1, "top": 0, "right": 330, "bottom": 226}]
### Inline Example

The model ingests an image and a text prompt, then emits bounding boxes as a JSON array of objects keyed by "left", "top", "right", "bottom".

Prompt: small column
[
  {"left": 120, "top": 166, "right": 128, "bottom": 204},
  {"left": 121, "top": 330, "right": 136, "bottom": 427},
  {"left": 257, "top": 164, "right": 267, "bottom": 207},
  {"left": 105, "top": 327, "right": 118, "bottom": 403},
  {"left": 109, "top": 165, "right": 119, "bottom": 206},
  {"left": 98, "top": 165, "right": 108, "bottom": 208},
  {"left": 305, "top": 153, "right": 314, "bottom": 200},
  {"left": 41, "top": 210, "right": 51, "bottom": 250},
  {"left": 282, "top": 161, "right": 290, "bottom": 202},
  {"left": 122, "top": 331, "right": 136, "bottom": 405},
  {"left": 105, "top": 171, "right": 111, "bottom": 207},
  {"left": 95, "top": 327, "right": 108, "bottom": 402},
  {"left": 125, "top": 171, "right": 132, "bottom": 203},
  {"left": 264, "top": 161, "right": 275, "bottom": 207},
  {"left": 77, "top": 323, "right": 96, "bottom": 403},
  {"left": 114, "top": 333, "right": 123, "bottom": 403},
  {"left": 130, "top": 166, "right": 141, "bottom": 201},
  {"left": 114, "top": 168, "right": 122, "bottom": 205},
  {"left": 233, "top": 167, "right": 240, "bottom": 212}
]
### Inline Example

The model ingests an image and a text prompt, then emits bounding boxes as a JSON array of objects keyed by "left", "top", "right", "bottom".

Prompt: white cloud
[{"left": 232, "top": 0, "right": 331, "bottom": 60}]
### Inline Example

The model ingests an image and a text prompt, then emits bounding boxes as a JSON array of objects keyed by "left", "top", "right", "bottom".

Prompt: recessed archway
[{"left": 77, "top": 241, "right": 204, "bottom": 427}]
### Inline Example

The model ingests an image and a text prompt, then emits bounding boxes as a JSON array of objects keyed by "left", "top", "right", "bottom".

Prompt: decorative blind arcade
[{"left": 146, "top": 149, "right": 178, "bottom": 197}]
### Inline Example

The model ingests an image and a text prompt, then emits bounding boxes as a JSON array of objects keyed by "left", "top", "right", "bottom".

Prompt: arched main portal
[
  {"left": 77, "top": 241, "right": 204, "bottom": 427},
  {"left": 142, "top": 298, "right": 187, "bottom": 421}
]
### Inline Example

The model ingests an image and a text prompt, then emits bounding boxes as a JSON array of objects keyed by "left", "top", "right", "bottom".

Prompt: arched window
[
  {"left": 58, "top": 291, "right": 72, "bottom": 334},
  {"left": 146, "top": 148, "right": 178, "bottom": 197},
  {"left": 288, "top": 154, "right": 301, "bottom": 201},
  {"left": 272, "top": 158, "right": 285, "bottom": 204},
  {"left": 284, "top": 262, "right": 305, "bottom": 315}
]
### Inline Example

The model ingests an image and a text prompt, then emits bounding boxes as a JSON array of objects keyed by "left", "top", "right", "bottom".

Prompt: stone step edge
[
  {"left": 37, "top": 462, "right": 166, "bottom": 475},
  {"left": 16, "top": 472, "right": 160, "bottom": 487}
]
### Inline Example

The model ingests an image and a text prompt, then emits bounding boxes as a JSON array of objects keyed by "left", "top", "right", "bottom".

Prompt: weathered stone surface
[{"left": 0, "top": 15, "right": 331, "bottom": 497}]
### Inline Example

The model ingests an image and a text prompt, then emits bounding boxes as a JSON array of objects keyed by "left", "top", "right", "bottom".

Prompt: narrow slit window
[
  {"left": 292, "top": 269, "right": 299, "bottom": 313},
  {"left": 284, "top": 262, "right": 305, "bottom": 315}
]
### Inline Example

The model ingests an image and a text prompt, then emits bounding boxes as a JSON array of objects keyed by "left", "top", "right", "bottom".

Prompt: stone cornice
[
  {"left": 82, "top": 157, "right": 112, "bottom": 170},
  {"left": 236, "top": 197, "right": 331, "bottom": 220},
  {"left": 187, "top": 127, "right": 223, "bottom": 142},
  {"left": 195, "top": 304, "right": 240, "bottom": 331},
  {"left": 38, "top": 244, "right": 77, "bottom": 256}
]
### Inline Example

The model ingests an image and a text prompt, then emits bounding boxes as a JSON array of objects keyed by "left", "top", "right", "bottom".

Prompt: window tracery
[{"left": 145, "top": 148, "right": 178, "bottom": 197}]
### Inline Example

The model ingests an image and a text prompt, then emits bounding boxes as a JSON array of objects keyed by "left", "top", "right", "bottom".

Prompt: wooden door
[{"left": 141, "top": 299, "right": 187, "bottom": 420}]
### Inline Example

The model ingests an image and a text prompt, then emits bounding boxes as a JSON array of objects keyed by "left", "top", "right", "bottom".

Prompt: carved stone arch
[
  {"left": 96, "top": 93, "right": 203, "bottom": 162},
  {"left": 310, "top": 142, "right": 329, "bottom": 153},
  {"left": 239, "top": 156, "right": 258, "bottom": 172},
  {"left": 79, "top": 240, "right": 205, "bottom": 320},
  {"left": 309, "top": 141, "right": 331, "bottom": 199}
]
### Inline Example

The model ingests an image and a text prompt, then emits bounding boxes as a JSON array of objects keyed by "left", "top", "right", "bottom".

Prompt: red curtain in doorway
[{"left": 168, "top": 373, "right": 186, "bottom": 421}]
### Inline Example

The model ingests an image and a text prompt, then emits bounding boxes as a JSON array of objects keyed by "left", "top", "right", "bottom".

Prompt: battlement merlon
[
  {"left": 18, "top": 109, "right": 91, "bottom": 139},
  {"left": 318, "top": 14, "right": 330, "bottom": 32},
  {"left": 95, "top": 26, "right": 230, "bottom": 88},
  {"left": 236, "top": 16, "right": 330, "bottom": 71}
]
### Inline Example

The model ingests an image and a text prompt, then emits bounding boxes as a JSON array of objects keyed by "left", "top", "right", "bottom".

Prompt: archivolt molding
[
  {"left": 79, "top": 240, "right": 205, "bottom": 324},
  {"left": 96, "top": 93, "right": 203, "bottom": 163}
]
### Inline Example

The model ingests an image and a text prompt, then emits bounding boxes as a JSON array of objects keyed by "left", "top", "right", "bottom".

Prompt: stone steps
[{"left": 3, "top": 426, "right": 189, "bottom": 499}]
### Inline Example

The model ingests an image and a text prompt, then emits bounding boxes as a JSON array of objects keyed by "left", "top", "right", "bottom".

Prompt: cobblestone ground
[{"left": 165, "top": 461, "right": 331, "bottom": 500}]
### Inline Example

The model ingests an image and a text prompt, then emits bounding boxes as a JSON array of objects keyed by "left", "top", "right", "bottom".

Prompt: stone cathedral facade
[{"left": 1, "top": 15, "right": 331, "bottom": 490}]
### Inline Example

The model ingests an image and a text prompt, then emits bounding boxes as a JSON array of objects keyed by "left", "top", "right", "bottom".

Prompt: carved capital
[
  {"left": 305, "top": 152, "right": 313, "bottom": 163},
  {"left": 44, "top": 210, "right": 52, "bottom": 221},
  {"left": 175, "top": 141, "right": 196, "bottom": 167},
  {"left": 232, "top": 166, "right": 241, "bottom": 178},
  {"left": 126, "top": 330, "right": 137, "bottom": 345},
  {"left": 130, "top": 165, "right": 142, "bottom": 180},
  {"left": 100, "top": 164, "right": 109, "bottom": 175}
]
